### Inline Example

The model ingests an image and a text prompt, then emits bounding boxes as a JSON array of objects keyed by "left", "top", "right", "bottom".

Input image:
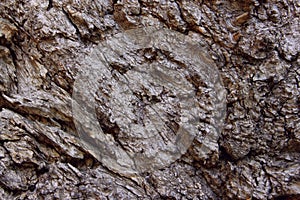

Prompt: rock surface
[{"left": 0, "top": 0, "right": 299, "bottom": 199}]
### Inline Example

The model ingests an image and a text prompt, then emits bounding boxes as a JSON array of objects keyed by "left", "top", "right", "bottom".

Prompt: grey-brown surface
[{"left": 0, "top": 0, "right": 299, "bottom": 199}]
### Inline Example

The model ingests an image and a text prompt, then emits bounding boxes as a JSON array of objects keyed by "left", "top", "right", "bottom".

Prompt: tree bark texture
[{"left": 0, "top": 0, "right": 299, "bottom": 199}]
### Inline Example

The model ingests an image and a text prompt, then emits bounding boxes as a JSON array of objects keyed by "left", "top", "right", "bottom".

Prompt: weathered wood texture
[{"left": 0, "top": 0, "right": 299, "bottom": 199}]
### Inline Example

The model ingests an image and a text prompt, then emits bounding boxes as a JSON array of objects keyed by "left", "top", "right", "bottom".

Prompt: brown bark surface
[{"left": 0, "top": 0, "right": 299, "bottom": 199}]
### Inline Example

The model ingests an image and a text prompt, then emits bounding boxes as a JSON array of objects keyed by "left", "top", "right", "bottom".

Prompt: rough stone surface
[{"left": 0, "top": 0, "right": 299, "bottom": 199}]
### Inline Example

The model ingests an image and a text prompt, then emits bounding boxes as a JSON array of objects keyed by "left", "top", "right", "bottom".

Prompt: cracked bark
[{"left": 0, "top": 0, "right": 299, "bottom": 199}]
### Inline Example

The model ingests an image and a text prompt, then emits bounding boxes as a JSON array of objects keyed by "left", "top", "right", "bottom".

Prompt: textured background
[{"left": 0, "top": 0, "right": 299, "bottom": 199}]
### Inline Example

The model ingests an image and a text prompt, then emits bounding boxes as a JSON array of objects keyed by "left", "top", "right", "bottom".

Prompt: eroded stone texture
[{"left": 0, "top": 0, "right": 299, "bottom": 199}]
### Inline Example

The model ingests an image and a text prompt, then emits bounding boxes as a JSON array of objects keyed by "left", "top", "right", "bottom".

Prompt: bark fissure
[{"left": 0, "top": 0, "right": 299, "bottom": 199}]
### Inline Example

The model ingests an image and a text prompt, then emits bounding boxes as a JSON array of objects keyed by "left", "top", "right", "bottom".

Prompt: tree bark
[{"left": 0, "top": 0, "right": 299, "bottom": 199}]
